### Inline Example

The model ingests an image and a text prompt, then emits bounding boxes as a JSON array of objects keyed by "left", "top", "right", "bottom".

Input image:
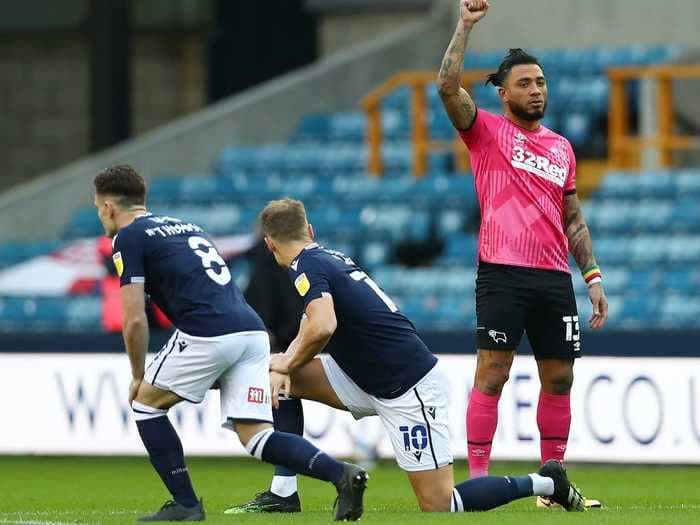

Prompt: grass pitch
[{"left": 1, "top": 457, "right": 699, "bottom": 524}]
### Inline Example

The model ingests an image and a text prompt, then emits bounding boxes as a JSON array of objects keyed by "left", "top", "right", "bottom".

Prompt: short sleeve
[
  {"left": 288, "top": 255, "right": 331, "bottom": 309},
  {"left": 564, "top": 142, "right": 577, "bottom": 195},
  {"left": 112, "top": 227, "right": 146, "bottom": 287},
  {"left": 458, "top": 108, "right": 499, "bottom": 152}
]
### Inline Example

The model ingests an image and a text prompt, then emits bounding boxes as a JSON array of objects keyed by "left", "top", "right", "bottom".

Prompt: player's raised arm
[
  {"left": 437, "top": 0, "right": 489, "bottom": 130},
  {"left": 564, "top": 194, "right": 608, "bottom": 330}
]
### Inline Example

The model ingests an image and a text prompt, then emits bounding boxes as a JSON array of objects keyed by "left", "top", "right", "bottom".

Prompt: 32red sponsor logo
[{"left": 248, "top": 387, "right": 265, "bottom": 404}]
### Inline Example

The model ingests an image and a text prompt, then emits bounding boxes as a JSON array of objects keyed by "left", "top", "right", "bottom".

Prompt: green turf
[{"left": 1, "top": 457, "right": 699, "bottom": 524}]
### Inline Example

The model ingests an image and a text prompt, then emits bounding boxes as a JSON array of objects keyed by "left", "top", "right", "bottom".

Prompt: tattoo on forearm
[
  {"left": 438, "top": 25, "right": 471, "bottom": 90},
  {"left": 565, "top": 198, "right": 596, "bottom": 270}
]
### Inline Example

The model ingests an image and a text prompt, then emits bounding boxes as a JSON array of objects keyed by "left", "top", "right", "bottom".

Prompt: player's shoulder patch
[
  {"left": 112, "top": 251, "right": 124, "bottom": 277},
  {"left": 294, "top": 272, "right": 310, "bottom": 296}
]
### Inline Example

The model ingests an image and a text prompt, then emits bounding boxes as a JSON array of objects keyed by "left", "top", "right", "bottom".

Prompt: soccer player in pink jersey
[{"left": 437, "top": 0, "right": 608, "bottom": 508}]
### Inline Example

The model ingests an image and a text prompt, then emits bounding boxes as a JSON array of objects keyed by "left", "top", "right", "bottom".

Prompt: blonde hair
[{"left": 260, "top": 198, "right": 310, "bottom": 242}]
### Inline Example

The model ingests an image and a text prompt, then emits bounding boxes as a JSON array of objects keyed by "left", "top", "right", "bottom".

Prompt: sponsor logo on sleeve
[
  {"left": 294, "top": 273, "right": 310, "bottom": 296},
  {"left": 247, "top": 387, "right": 265, "bottom": 404},
  {"left": 112, "top": 252, "right": 124, "bottom": 277}
]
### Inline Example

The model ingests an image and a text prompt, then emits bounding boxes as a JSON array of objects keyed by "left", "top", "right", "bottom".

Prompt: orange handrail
[
  {"left": 607, "top": 64, "right": 700, "bottom": 168},
  {"left": 361, "top": 70, "right": 492, "bottom": 177}
]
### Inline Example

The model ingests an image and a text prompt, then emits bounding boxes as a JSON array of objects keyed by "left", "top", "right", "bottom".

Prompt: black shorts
[{"left": 475, "top": 261, "right": 581, "bottom": 360}]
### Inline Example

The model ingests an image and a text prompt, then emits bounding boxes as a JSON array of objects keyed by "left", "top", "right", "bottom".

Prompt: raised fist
[{"left": 460, "top": 0, "right": 490, "bottom": 26}]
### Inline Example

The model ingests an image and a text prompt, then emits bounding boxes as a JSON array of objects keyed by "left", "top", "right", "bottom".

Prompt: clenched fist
[{"left": 460, "top": 0, "right": 490, "bottom": 26}]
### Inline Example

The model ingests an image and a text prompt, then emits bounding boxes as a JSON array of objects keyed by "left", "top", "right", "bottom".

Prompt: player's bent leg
[
  {"left": 134, "top": 380, "right": 183, "bottom": 410},
  {"left": 232, "top": 420, "right": 368, "bottom": 521},
  {"left": 467, "top": 349, "right": 514, "bottom": 478},
  {"left": 407, "top": 465, "right": 454, "bottom": 512},
  {"left": 288, "top": 357, "right": 348, "bottom": 410},
  {"left": 132, "top": 385, "right": 204, "bottom": 522}
]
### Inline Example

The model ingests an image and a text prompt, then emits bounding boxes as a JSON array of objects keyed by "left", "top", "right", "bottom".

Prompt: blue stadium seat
[
  {"left": 0, "top": 241, "right": 64, "bottom": 268},
  {"left": 584, "top": 201, "right": 634, "bottom": 233},
  {"left": 594, "top": 237, "right": 629, "bottom": 266},
  {"left": 667, "top": 236, "right": 700, "bottom": 264},
  {"left": 63, "top": 208, "right": 103, "bottom": 238},
  {"left": 618, "top": 296, "right": 660, "bottom": 328},
  {"left": 595, "top": 172, "right": 636, "bottom": 199},
  {"left": 670, "top": 201, "right": 700, "bottom": 231},
  {"left": 440, "top": 234, "right": 478, "bottom": 265},
  {"left": 632, "top": 201, "right": 673, "bottom": 233},
  {"left": 629, "top": 236, "right": 665, "bottom": 265},
  {"left": 659, "top": 295, "right": 700, "bottom": 328},
  {"left": 663, "top": 268, "right": 699, "bottom": 294},
  {"left": 360, "top": 205, "right": 430, "bottom": 241},
  {"left": 674, "top": 171, "right": 700, "bottom": 198},
  {"left": 637, "top": 171, "right": 676, "bottom": 198},
  {"left": 0, "top": 297, "right": 100, "bottom": 331},
  {"left": 361, "top": 241, "right": 391, "bottom": 269}
]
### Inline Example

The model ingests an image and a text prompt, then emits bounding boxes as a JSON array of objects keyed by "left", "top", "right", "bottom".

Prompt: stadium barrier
[
  {"left": 362, "top": 70, "right": 490, "bottom": 177},
  {"left": 608, "top": 64, "right": 700, "bottom": 168},
  {"left": 2, "top": 353, "right": 698, "bottom": 463}
]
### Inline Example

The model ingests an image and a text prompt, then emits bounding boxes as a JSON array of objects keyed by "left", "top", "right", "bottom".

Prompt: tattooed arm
[
  {"left": 437, "top": 0, "right": 490, "bottom": 130},
  {"left": 565, "top": 194, "right": 608, "bottom": 329}
]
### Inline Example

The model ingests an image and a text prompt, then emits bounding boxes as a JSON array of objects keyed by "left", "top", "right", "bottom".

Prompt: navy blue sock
[
  {"left": 257, "top": 431, "right": 344, "bottom": 485},
  {"left": 272, "top": 398, "right": 304, "bottom": 477},
  {"left": 136, "top": 416, "right": 199, "bottom": 508},
  {"left": 453, "top": 476, "right": 533, "bottom": 512}
]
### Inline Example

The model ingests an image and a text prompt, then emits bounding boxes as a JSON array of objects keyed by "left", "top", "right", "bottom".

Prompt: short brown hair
[
  {"left": 260, "top": 198, "right": 310, "bottom": 242},
  {"left": 94, "top": 165, "right": 146, "bottom": 208}
]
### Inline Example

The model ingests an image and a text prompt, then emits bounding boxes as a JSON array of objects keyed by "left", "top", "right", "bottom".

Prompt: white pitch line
[{"left": 0, "top": 519, "right": 78, "bottom": 525}]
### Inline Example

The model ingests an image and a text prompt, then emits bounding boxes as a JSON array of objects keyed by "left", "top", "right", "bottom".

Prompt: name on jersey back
[{"left": 143, "top": 216, "right": 203, "bottom": 238}]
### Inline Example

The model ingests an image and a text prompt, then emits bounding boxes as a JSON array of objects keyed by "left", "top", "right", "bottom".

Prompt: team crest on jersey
[
  {"left": 294, "top": 273, "right": 310, "bottom": 296},
  {"left": 112, "top": 251, "right": 124, "bottom": 277},
  {"left": 514, "top": 131, "right": 527, "bottom": 143}
]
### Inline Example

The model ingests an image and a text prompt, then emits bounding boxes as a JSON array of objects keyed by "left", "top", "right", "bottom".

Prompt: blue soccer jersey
[
  {"left": 289, "top": 243, "right": 437, "bottom": 398},
  {"left": 112, "top": 214, "right": 265, "bottom": 337}
]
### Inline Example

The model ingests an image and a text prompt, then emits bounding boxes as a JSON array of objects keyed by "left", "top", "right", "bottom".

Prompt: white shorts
[
  {"left": 144, "top": 329, "right": 273, "bottom": 429},
  {"left": 320, "top": 355, "right": 453, "bottom": 472}
]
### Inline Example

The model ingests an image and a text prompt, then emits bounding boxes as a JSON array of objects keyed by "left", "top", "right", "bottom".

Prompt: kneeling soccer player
[
  {"left": 94, "top": 167, "right": 367, "bottom": 522},
  {"left": 226, "top": 198, "right": 586, "bottom": 514}
]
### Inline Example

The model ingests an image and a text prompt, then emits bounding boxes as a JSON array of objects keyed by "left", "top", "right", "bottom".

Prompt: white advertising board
[{"left": 1, "top": 354, "right": 698, "bottom": 463}]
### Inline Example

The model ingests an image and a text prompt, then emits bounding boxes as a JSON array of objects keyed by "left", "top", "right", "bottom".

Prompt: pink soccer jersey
[{"left": 459, "top": 109, "right": 577, "bottom": 273}]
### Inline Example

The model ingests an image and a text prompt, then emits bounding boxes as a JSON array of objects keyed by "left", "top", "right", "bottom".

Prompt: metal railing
[
  {"left": 361, "top": 70, "right": 491, "bottom": 177},
  {"left": 608, "top": 64, "right": 700, "bottom": 168}
]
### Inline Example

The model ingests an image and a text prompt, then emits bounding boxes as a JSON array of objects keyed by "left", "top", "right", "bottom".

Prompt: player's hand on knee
[
  {"left": 269, "top": 353, "right": 291, "bottom": 374},
  {"left": 270, "top": 371, "right": 291, "bottom": 409},
  {"left": 128, "top": 377, "right": 143, "bottom": 404}
]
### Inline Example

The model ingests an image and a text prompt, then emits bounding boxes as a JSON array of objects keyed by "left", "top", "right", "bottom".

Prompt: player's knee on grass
[
  {"left": 408, "top": 467, "right": 453, "bottom": 512},
  {"left": 416, "top": 489, "right": 451, "bottom": 512}
]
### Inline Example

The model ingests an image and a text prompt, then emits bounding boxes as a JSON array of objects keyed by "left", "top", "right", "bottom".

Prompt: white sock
[
  {"left": 529, "top": 473, "right": 554, "bottom": 496},
  {"left": 271, "top": 475, "right": 298, "bottom": 498}
]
